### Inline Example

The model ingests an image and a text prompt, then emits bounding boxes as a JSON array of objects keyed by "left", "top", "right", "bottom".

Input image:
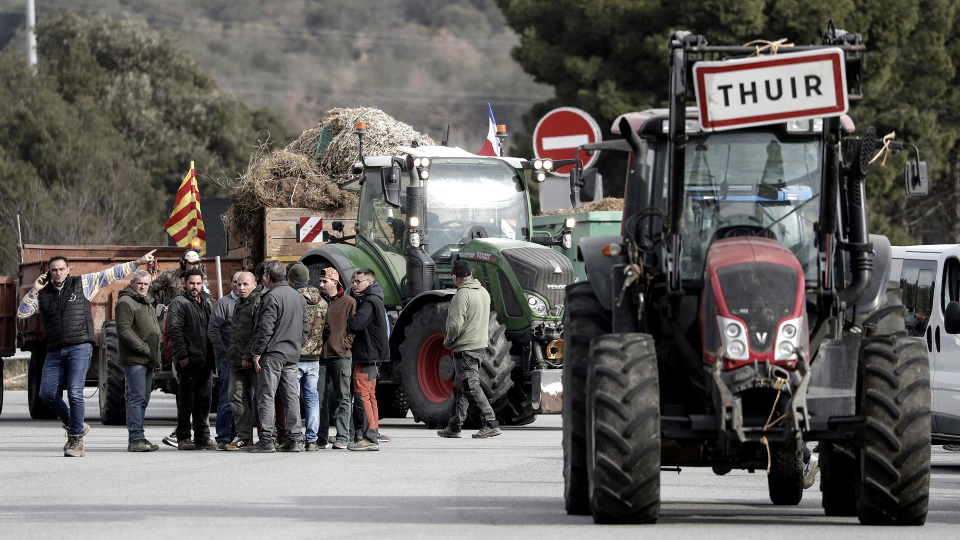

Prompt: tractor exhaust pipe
[{"left": 837, "top": 126, "right": 877, "bottom": 304}]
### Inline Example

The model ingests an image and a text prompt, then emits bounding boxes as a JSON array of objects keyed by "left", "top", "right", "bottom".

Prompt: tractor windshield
[
  {"left": 425, "top": 158, "right": 529, "bottom": 264},
  {"left": 679, "top": 131, "right": 821, "bottom": 282}
]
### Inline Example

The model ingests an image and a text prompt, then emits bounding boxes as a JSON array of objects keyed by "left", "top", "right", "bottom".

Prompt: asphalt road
[{"left": 1, "top": 390, "right": 958, "bottom": 540}]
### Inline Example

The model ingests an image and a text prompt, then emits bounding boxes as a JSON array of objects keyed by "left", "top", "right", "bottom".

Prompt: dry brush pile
[{"left": 220, "top": 107, "right": 435, "bottom": 264}]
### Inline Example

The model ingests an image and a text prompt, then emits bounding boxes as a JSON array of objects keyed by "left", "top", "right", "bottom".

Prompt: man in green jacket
[
  {"left": 437, "top": 261, "right": 501, "bottom": 439},
  {"left": 116, "top": 270, "right": 162, "bottom": 452}
]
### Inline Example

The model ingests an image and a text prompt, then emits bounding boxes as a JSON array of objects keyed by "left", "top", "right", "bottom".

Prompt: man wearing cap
[
  {"left": 437, "top": 260, "right": 501, "bottom": 439},
  {"left": 150, "top": 249, "right": 208, "bottom": 307},
  {"left": 288, "top": 263, "right": 328, "bottom": 451},
  {"left": 317, "top": 267, "right": 356, "bottom": 449}
]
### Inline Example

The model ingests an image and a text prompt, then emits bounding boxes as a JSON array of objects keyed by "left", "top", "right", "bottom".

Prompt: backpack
[{"left": 160, "top": 304, "right": 174, "bottom": 365}]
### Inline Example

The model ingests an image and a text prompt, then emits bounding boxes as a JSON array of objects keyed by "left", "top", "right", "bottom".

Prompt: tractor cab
[{"left": 354, "top": 145, "right": 534, "bottom": 289}]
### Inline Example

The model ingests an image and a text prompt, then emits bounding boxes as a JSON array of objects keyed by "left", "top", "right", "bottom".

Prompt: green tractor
[{"left": 300, "top": 129, "right": 574, "bottom": 427}]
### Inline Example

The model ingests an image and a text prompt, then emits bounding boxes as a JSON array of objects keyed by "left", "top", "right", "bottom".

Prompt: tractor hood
[{"left": 457, "top": 238, "right": 574, "bottom": 322}]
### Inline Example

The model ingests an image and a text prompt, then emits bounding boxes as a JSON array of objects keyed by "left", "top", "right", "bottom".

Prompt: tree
[
  {"left": 0, "top": 14, "right": 297, "bottom": 273},
  {"left": 497, "top": 0, "right": 960, "bottom": 243}
]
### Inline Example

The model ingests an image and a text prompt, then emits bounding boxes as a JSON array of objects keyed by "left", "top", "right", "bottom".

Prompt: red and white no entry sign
[
  {"left": 298, "top": 217, "right": 325, "bottom": 243},
  {"left": 532, "top": 107, "right": 602, "bottom": 176}
]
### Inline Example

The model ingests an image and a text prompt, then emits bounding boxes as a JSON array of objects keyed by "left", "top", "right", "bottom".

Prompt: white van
[{"left": 890, "top": 245, "right": 960, "bottom": 444}]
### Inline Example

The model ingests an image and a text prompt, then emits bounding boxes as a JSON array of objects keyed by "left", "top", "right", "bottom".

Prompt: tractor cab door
[{"left": 357, "top": 169, "right": 410, "bottom": 280}]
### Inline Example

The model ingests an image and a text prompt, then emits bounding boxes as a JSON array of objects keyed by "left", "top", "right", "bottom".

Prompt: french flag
[{"left": 477, "top": 103, "right": 499, "bottom": 157}]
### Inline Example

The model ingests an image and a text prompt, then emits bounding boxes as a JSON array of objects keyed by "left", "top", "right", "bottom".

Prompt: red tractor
[{"left": 563, "top": 24, "right": 932, "bottom": 525}]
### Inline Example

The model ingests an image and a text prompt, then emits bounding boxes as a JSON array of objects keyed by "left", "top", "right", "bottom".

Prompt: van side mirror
[
  {"left": 905, "top": 160, "right": 928, "bottom": 197},
  {"left": 380, "top": 165, "right": 401, "bottom": 207},
  {"left": 945, "top": 301, "right": 960, "bottom": 334}
]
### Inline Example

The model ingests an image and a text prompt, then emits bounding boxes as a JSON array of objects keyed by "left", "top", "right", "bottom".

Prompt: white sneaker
[{"left": 802, "top": 455, "right": 819, "bottom": 489}]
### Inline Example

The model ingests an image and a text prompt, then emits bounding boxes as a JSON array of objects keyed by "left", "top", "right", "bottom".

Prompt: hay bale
[
  {"left": 223, "top": 107, "right": 434, "bottom": 266},
  {"left": 539, "top": 197, "right": 625, "bottom": 215}
]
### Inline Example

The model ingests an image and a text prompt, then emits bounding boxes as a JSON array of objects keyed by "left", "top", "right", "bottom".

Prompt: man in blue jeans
[
  {"left": 288, "top": 263, "right": 327, "bottom": 450},
  {"left": 17, "top": 250, "right": 157, "bottom": 457},
  {"left": 115, "top": 270, "right": 162, "bottom": 452},
  {"left": 208, "top": 271, "right": 240, "bottom": 450}
]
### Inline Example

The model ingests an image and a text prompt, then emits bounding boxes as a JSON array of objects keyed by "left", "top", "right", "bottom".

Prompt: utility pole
[{"left": 26, "top": 0, "right": 37, "bottom": 73}]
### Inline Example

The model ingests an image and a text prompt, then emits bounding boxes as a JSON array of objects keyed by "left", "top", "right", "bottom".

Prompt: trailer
[{"left": 0, "top": 244, "right": 241, "bottom": 423}]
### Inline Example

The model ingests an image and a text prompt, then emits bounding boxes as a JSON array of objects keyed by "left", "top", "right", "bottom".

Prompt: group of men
[{"left": 18, "top": 249, "right": 500, "bottom": 457}]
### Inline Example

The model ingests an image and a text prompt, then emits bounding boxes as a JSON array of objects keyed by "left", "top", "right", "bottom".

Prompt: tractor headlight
[
  {"left": 409, "top": 216, "right": 420, "bottom": 228},
  {"left": 525, "top": 294, "right": 548, "bottom": 317},
  {"left": 564, "top": 217, "right": 576, "bottom": 229},
  {"left": 717, "top": 316, "right": 748, "bottom": 360},
  {"left": 534, "top": 171, "right": 546, "bottom": 183},
  {"left": 409, "top": 232, "right": 421, "bottom": 248},
  {"left": 420, "top": 169, "right": 430, "bottom": 180},
  {"left": 533, "top": 159, "right": 543, "bottom": 169},
  {"left": 562, "top": 233, "right": 573, "bottom": 250},
  {"left": 543, "top": 159, "right": 553, "bottom": 171},
  {"left": 774, "top": 316, "right": 805, "bottom": 361}
]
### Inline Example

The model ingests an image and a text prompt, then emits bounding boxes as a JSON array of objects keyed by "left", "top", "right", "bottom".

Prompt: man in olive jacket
[
  {"left": 116, "top": 270, "right": 162, "bottom": 452},
  {"left": 438, "top": 260, "right": 500, "bottom": 439},
  {"left": 167, "top": 269, "right": 216, "bottom": 450}
]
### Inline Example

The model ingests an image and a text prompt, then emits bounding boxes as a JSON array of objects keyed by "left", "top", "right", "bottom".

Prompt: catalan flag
[{"left": 165, "top": 161, "right": 206, "bottom": 255}]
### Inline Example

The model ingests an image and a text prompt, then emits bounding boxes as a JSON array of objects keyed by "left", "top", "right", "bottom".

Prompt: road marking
[{"left": 541, "top": 134, "right": 589, "bottom": 150}]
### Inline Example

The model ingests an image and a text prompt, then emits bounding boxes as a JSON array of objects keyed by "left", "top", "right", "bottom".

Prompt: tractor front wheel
[{"left": 400, "top": 302, "right": 513, "bottom": 429}]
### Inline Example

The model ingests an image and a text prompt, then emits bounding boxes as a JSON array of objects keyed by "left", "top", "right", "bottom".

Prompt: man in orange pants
[{"left": 347, "top": 269, "right": 390, "bottom": 451}]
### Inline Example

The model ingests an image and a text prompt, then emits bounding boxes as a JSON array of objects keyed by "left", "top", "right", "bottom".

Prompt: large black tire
[
  {"left": 98, "top": 321, "right": 126, "bottom": 426},
  {"left": 498, "top": 369, "right": 537, "bottom": 426},
  {"left": 820, "top": 442, "right": 859, "bottom": 516},
  {"left": 562, "top": 282, "right": 611, "bottom": 515},
  {"left": 587, "top": 333, "right": 660, "bottom": 524},
  {"left": 857, "top": 331, "right": 931, "bottom": 525},
  {"left": 27, "top": 347, "right": 56, "bottom": 419},
  {"left": 400, "top": 303, "right": 513, "bottom": 428},
  {"left": 767, "top": 438, "right": 804, "bottom": 505},
  {"left": 376, "top": 384, "right": 410, "bottom": 419}
]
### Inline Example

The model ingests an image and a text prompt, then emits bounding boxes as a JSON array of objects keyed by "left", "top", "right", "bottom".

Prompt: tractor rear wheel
[
  {"left": 767, "top": 438, "right": 804, "bottom": 505},
  {"left": 587, "top": 333, "right": 660, "bottom": 524},
  {"left": 400, "top": 303, "right": 513, "bottom": 428},
  {"left": 27, "top": 346, "right": 56, "bottom": 419},
  {"left": 562, "top": 282, "right": 611, "bottom": 515},
  {"left": 98, "top": 321, "right": 126, "bottom": 426},
  {"left": 857, "top": 331, "right": 930, "bottom": 525}
]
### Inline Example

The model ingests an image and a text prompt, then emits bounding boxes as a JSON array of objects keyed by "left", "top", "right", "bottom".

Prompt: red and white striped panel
[{"left": 298, "top": 217, "right": 325, "bottom": 243}]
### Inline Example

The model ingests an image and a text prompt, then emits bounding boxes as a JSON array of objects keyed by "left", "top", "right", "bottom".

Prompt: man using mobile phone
[{"left": 17, "top": 250, "right": 157, "bottom": 457}]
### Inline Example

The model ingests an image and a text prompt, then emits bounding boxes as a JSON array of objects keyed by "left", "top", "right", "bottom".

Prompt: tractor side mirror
[
  {"left": 381, "top": 165, "right": 402, "bottom": 207},
  {"left": 905, "top": 159, "right": 928, "bottom": 197},
  {"left": 945, "top": 301, "right": 960, "bottom": 334},
  {"left": 581, "top": 168, "right": 601, "bottom": 202}
]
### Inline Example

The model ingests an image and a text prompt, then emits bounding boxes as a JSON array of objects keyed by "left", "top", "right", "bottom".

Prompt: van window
[
  {"left": 888, "top": 258, "right": 903, "bottom": 283},
  {"left": 900, "top": 259, "right": 937, "bottom": 337},
  {"left": 942, "top": 257, "right": 960, "bottom": 314}
]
